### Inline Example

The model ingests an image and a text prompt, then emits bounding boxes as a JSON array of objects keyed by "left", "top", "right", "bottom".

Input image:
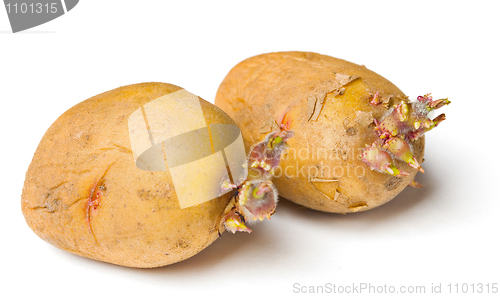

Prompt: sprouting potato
[
  {"left": 215, "top": 52, "right": 449, "bottom": 213},
  {"left": 22, "top": 82, "right": 292, "bottom": 267}
]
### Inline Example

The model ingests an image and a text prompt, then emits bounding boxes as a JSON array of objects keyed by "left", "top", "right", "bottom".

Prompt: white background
[{"left": 1, "top": 1, "right": 499, "bottom": 296}]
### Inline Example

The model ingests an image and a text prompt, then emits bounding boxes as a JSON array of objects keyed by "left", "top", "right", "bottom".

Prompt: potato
[
  {"left": 21, "top": 82, "right": 242, "bottom": 268},
  {"left": 215, "top": 52, "right": 449, "bottom": 213}
]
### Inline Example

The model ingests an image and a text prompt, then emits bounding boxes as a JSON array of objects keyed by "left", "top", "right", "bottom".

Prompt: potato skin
[
  {"left": 215, "top": 52, "right": 424, "bottom": 213},
  {"left": 22, "top": 82, "right": 234, "bottom": 268}
]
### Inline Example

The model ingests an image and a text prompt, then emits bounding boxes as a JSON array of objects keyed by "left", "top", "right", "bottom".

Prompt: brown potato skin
[
  {"left": 215, "top": 52, "right": 424, "bottom": 213},
  {"left": 22, "top": 82, "right": 234, "bottom": 268}
]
